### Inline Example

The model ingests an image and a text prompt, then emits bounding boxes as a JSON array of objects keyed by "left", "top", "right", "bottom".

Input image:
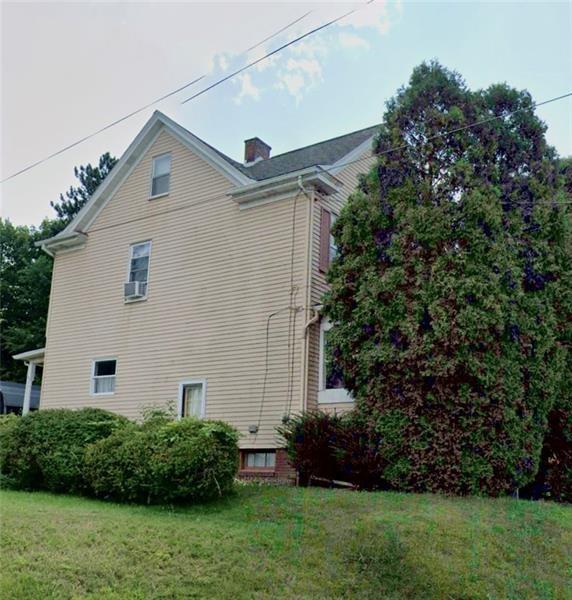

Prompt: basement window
[
  {"left": 243, "top": 451, "right": 276, "bottom": 470},
  {"left": 150, "top": 153, "right": 171, "bottom": 198},
  {"left": 91, "top": 359, "right": 116, "bottom": 395}
]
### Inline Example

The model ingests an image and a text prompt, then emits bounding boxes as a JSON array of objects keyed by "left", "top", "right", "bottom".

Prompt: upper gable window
[{"left": 150, "top": 154, "right": 171, "bottom": 198}]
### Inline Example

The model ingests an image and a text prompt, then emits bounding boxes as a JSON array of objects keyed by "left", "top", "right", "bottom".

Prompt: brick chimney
[{"left": 244, "top": 137, "right": 271, "bottom": 164}]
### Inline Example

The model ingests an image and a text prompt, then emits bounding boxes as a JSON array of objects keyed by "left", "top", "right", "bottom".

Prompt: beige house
[{"left": 18, "top": 111, "right": 376, "bottom": 476}]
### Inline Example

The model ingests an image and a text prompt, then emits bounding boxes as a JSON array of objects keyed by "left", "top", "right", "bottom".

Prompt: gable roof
[
  {"left": 196, "top": 123, "right": 379, "bottom": 181},
  {"left": 237, "top": 125, "right": 379, "bottom": 180},
  {"left": 39, "top": 111, "right": 378, "bottom": 253}
]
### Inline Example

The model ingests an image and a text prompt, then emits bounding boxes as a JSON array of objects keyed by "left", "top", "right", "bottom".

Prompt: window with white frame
[
  {"left": 244, "top": 451, "right": 276, "bottom": 470},
  {"left": 150, "top": 154, "right": 171, "bottom": 197},
  {"left": 179, "top": 381, "right": 206, "bottom": 419},
  {"left": 318, "top": 319, "right": 353, "bottom": 404},
  {"left": 127, "top": 241, "right": 151, "bottom": 297},
  {"left": 92, "top": 359, "right": 116, "bottom": 394}
]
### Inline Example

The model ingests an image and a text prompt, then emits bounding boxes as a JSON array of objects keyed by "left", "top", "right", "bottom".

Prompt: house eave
[
  {"left": 230, "top": 167, "right": 342, "bottom": 209},
  {"left": 13, "top": 347, "right": 45, "bottom": 365},
  {"left": 37, "top": 232, "right": 87, "bottom": 255}
]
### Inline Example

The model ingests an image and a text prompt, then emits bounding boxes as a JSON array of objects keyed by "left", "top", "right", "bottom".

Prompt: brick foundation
[{"left": 238, "top": 448, "right": 296, "bottom": 483}]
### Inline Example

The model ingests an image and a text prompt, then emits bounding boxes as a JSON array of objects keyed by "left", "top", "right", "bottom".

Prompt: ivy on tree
[{"left": 323, "top": 62, "right": 570, "bottom": 496}]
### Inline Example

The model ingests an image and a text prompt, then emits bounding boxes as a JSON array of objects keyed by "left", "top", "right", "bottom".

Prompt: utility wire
[
  {"left": 0, "top": 9, "right": 315, "bottom": 184},
  {"left": 52, "top": 88, "right": 572, "bottom": 240},
  {"left": 255, "top": 305, "right": 292, "bottom": 436},
  {"left": 181, "top": 1, "right": 375, "bottom": 105},
  {"left": 323, "top": 91, "right": 572, "bottom": 175}
]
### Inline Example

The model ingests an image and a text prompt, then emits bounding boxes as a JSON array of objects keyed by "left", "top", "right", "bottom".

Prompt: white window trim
[
  {"left": 149, "top": 152, "right": 171, "bottom": 200},
  {"left": 177, "top": 379, "right": 207, "bottom": 419},
  {"left": 90, "top": 357, "right": 117, "bottom": 396},
  {"left": 318, "top": 319, "right": 353, "bottom": 405},
  {"left": 125, "top": 240, "right": 152, "bottom": 303}
]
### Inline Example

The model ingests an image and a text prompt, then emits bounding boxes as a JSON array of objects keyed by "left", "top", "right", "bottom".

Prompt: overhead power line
[
  {"left": 327, "top": 91, "right": 572, "bottom": 174},
  {"left": 181, "top": 1, "right": 375, "bottom": 105},
  {"left": 2, "top": 0, "right": 379, "bottom": 185},
  {"left": 79, "top": 89, "right": 572, "bottom": 237},
  {"left": 0, "top": 8, "right": 317, "bottom": 184}
]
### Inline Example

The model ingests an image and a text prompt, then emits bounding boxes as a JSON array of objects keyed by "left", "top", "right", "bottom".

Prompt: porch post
[{"left": 22, "top": 361, "right": 36, "bottom": 416}]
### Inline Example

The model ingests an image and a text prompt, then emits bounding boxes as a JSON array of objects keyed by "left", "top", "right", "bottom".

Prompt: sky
[{"left": 1, "top": 1, "right": 571, "bottom": 226}]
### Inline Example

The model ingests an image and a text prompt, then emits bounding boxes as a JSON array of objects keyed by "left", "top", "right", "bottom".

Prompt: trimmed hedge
[
  {"left": 84, "top": 417, "right": 239, "bottom": 504},
  {"left": 0, "top": 408, "right": 128, "bottom": 493}
]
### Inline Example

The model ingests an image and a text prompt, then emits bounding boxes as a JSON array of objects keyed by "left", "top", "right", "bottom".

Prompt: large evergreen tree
[
  {"left": 324, "top": 62, "right": 570, "bottom": 495},
  {"left": 50, "top": 152, "right": 117, "bottom": 224}
]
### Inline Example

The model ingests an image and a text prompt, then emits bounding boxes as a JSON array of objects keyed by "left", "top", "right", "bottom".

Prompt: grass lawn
[{"left": 1, "top": 484, "right": 570, "bottom": 599}]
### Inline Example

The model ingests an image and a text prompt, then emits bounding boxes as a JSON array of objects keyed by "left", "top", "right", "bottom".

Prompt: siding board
[{"left": 42, "top": 127, "right": 374, "bottom": 448}]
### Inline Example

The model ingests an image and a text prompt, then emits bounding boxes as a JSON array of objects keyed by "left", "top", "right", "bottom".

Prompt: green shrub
[
  {"left": 0, "top": 414, "right": 20, "bottom": 488},
  {"left": 0, "top": 408, "right": 128, "bottom": 493},
  {"left": 84, "top": 417, "right": 239, "bottom": 504}
]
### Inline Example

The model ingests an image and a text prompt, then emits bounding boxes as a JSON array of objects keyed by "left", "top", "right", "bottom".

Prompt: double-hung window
[
  {"left": 92, "top": 359, "right": 116, "bottom": 395},
  {"left": 150, "top": 154, "right": 171, "bottom": 198},
  {"left": 126, "top": 241, "right": 151, "bottom": 299}
]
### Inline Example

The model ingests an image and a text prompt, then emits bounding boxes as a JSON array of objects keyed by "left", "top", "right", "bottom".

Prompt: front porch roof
[{"left": 13, "top": 348, "right": 45, "bottom": 365}]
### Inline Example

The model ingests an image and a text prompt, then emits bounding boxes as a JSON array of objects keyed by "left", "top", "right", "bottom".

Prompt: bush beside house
[
  {"left": 0, "top": 408, "right": 128, "bottom": 493},
  {"left": 0, "top": 409, "right": 239, "bottom": 504},
  {"left": 279, "top": 412, "right": 387, "bottom": 490},
  {"left": 84, "top": 418, "right": 239, "bottom": 504}
]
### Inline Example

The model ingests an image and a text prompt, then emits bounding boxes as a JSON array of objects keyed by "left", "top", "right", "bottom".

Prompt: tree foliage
[
  {"left": 1, "top": 153, "right": 116, "bottom": 381},
  {"left": 324, "top": 62, "right": 570, "bottom": 496},
  {"left": 0, "top": 219, "right": 54, "bottom": 381},
  {"left": 50, "top": 152, "right": 117, "bottom": 223}
]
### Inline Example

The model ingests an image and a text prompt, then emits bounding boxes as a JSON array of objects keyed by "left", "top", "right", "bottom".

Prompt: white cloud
[
  {"left": 338, "top": 32, "right": 370, "bottom": 50},
  {"left": 222, "top": 1, "right": 395, "bottom": 106},
  {"left": 286, "top": 58, "right": 322, "bottom": 79},
  {"left": 275, "top": 72, "right": 305, "bottom": 103},
  {"left": 288, "top": 37, "right": 328, "bottom": 59},
  {"left": 233, "top": 73, "right": 260, "bottom": 104},
  {"left": 341, "top": 2, "right": 392, "bottom": 35},
  {"left": 217, "top": 53, "right": 229, "bottom": 71}
]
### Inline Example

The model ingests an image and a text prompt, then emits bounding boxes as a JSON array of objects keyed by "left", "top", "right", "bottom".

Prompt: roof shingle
[{"left": 206, "top": 124, "right": 380, "bottom": 181}]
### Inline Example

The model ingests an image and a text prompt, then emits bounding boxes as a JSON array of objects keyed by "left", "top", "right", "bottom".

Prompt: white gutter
[{"left": 230, "top": 166, "right": 343, "bottom": 208}]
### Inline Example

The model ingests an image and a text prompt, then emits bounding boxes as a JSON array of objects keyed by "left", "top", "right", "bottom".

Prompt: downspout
[{"left": 298, "top": 179, "right": 315, "bottom": 412}]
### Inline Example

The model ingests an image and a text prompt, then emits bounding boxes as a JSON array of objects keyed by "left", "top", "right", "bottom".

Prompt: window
[
  {"left": 318, "top": 319, "right": 353, "bottom": 404},
  {"left": 329, "top": 213, "right": 338, "bottom": 263},
  {"left": 319, "top": 208, "right": 338, "bottom": 272},
  {"left": 127, "top": 241, "right": 151, "bottom": 297},
  {"left": 244, "top": 451, "right": 276, "bottom": 470},
  {"left": 150, "top": 154, "right": 171, "bottom": 197},
  {"left": 178, "top": 380, "right": 206, "bottom": 419},
  {"left": 92, "top": 359, "right": 116, "bottom": 395}
]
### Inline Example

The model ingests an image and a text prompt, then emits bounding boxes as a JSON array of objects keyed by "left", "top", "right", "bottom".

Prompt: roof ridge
[{"left": 265, "top": 124, "right": 379, "bottom": 162}]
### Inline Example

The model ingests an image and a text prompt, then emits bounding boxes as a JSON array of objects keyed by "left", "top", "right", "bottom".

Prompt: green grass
[{"left": 1, "top": 484, "right": 570, "bottom": 599}]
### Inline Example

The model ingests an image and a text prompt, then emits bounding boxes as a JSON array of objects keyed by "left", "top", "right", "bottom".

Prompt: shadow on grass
[{"left": 345, "top": 523, "right": 438, "bottom": 599}]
